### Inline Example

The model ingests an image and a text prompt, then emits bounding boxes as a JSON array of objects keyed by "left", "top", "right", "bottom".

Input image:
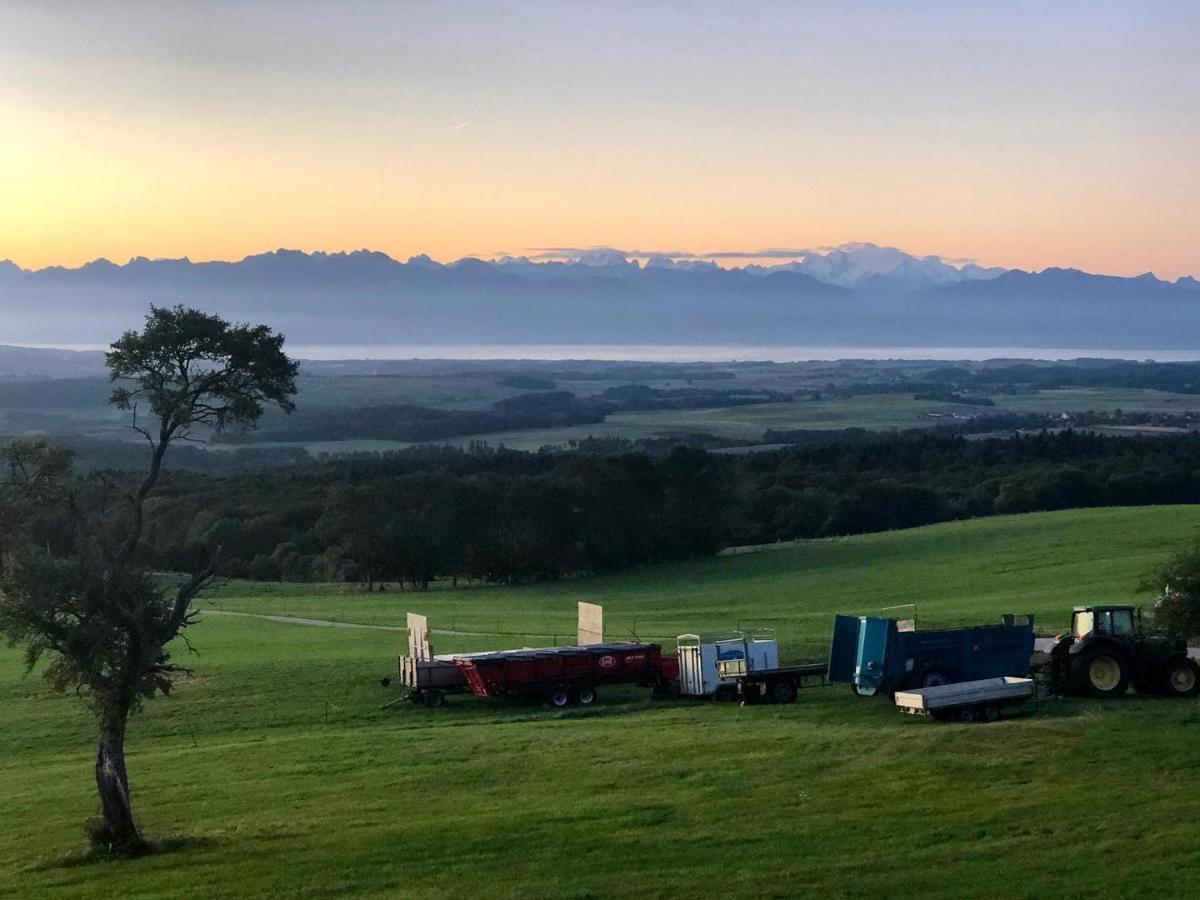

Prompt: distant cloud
[{"left": 523, "top": 244, "right": 1002, "bottom": 274}]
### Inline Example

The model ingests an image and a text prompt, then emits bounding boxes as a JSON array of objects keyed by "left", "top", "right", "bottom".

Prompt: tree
[
  {"left": 0, "top": 305, "right": 297, "bottom": 855},
  {"left": 1155, "top": 539, "right": 1200, "bottom": 640}
]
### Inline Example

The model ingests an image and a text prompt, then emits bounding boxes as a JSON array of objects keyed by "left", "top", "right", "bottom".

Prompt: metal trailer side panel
[
  {"left": 893, "top": 624, "right": 1034, "bottom": 685},
  {"left": 677, "top": 638, "right": 721, "bottom": 696},
  {"left": 894, "top": 676, "right": 1034, "bottom": 711},
  {"left": 454, "top": 643, "right": 662, "bottom": 698},
  {"left": 827, "top": 615, "right": 862, "bottom": 683},
  {"left": 747, "top": 639, "right": 779, "bottom": 672},
  {"left": 855, "top": 616, "right": 895, "bottom": 694}
]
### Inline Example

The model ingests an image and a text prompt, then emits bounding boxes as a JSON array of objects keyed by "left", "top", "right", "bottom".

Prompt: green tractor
[{"left": 1044, "top": 604, "right": 1199, "bottom": 699}]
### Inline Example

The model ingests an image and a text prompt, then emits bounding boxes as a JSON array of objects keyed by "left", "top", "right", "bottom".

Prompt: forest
[{"left": 12, "top": 428, "right": 1198, "bottom": 590}]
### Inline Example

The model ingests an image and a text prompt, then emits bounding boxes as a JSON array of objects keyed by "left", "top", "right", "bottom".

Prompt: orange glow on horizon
[{"left": 2, "top": 4, "right": 1196, "bottom": 280}]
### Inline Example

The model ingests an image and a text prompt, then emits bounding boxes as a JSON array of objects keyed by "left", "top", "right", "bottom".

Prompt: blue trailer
[{"left": 828, "top": 613, "right": 1036, "bottom": 696}]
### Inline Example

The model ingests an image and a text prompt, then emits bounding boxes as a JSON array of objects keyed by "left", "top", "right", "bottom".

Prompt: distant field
[
  {"left": 7, "top": 356, "right": 1200, "bottom": 457},
  {"left": 4, "top": 506, "right": 1199, "bottom": 897},
  {"left": 283, "top": 388, "right": 1200, "bottom": 453}
]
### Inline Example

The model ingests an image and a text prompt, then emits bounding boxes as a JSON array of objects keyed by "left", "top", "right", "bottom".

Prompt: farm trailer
[
  {"left": 395, "top": 603, "right": 670, "bottom": 708},
  {"left": 894, "top": 676, "right": 1036, "bottom": 723},
  {"left": 828, "top": 613, "right": 1036, "bottom": 696},
  {"left": 455, "top": 642, "right": 672, "bottom": 708},
  {"left": 674, "top": 630, "right": 828, "bottom": 704}
]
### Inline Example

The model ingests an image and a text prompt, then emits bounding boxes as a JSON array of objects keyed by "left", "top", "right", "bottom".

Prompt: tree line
[{"left": 39, "top": 428, "right": 1195, "bottom": 590}]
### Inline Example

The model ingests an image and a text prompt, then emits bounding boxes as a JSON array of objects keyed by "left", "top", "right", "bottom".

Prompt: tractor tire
[
  {"left": 1072, "top": 648, "right": 1130, "bottom": 698},
  {"left": 1162, "top": 657, "right": 1200, "bottom": 698},
  {"left": 770, "top": 680, "right": 798, "bottom": 704}
]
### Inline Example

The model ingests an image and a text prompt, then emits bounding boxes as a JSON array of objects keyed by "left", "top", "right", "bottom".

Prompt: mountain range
[{"left": 1, "top": 243, "right": 1197, "bottom": 349}]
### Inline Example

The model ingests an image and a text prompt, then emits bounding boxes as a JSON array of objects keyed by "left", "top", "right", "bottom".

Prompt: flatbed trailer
[
  {"left": 893, "top": 676, "right": 1035, "bottom": 723},
  {"left": 735, "top": 662, "right": 830, "bottom": 704}
]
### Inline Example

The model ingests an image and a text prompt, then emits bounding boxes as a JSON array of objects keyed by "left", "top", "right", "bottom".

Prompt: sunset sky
[{"left": 3, "top": 1, "right": 1197, "bottom": 277}]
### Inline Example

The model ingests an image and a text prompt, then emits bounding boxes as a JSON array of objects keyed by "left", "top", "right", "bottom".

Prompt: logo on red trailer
[{"left": 598, "top": 655, "right": 617, "bottom": 669}]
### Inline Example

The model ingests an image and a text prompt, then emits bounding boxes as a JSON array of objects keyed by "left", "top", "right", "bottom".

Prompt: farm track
[
  {"left": 200, "top": 608, "right": 561, "bottom": 638},
  {"left": 203, "top": 611, "right": 1200, "bottom": 657}
]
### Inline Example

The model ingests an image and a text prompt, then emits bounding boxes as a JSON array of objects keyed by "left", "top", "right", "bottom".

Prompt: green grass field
[{"left": 3, "top": 506, "right": 1200, "bottom": 898}]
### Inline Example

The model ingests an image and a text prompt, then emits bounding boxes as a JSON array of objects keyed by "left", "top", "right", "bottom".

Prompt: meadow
[
  {"left": 3, "top": 505, "right": 1200, "bottom": 898},
  {"left": 284, "top": 387, "right": 1200, "bottom": 454}
]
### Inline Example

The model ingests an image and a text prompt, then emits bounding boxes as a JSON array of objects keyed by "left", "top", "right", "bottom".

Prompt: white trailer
[
  {"left": 893, "top": 676, "right": 1035, "bottom": 723},
  {"left": 676, "top": 630, "right": 780, "bottom": 699}
]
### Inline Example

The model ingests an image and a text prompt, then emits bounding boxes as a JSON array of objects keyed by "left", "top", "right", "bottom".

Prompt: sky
[{"left": 2, "top": 1, "right": 1197, "bottom": 278}]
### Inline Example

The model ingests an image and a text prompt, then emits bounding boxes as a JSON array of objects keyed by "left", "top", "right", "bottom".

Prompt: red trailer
[{"left": 455, "top": 642, "right": 666, "bottom": 708}]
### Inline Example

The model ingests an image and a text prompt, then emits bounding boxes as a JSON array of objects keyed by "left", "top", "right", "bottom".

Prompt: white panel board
[
  {"left": 407, "top": 612, "right": 431, "bottom": 661},
  {"left": 578, "top": 602, "right": 604, "bottom": 646}
]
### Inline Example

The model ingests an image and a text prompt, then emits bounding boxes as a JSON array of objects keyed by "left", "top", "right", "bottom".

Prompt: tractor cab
[
  {"left": 1047, "top": 603, "right": 1198, "bottom": 699},
  {"left": 1070, "top": 605, "right": 1137, "bottom": 641}
]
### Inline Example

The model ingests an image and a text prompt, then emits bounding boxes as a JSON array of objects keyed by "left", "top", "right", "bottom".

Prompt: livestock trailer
[
  {"left": 676, "top": 631, "right": 780, "bottom": 699},
  {"left": 455, "top": 642, "right": 666, "bottom": 708},
  {"left": 672, "top": 630, "right": 829, "bottom": 704},
  {"left": 828, "top": 613, "right": 1035, "bottom": 696},
  {"left": 894, "top": 676, "right": 1035, "bottom": 722}
]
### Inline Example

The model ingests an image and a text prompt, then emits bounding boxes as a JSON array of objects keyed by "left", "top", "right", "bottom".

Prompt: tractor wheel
[
  {"left": 770, "top": 680, "right": 798, "bottom": 704},
  {"left": 1073, "top": 649, "right": 1130, "bottom": 698},
  {"left": 549, "top": 688, "right": 572, "bottom": 709},
  {"left": 1162, "top": 657, "right": 1200, "bottom": 697},
  {"left": 575, "top": 686, "right": 597, "bottom": 706}
]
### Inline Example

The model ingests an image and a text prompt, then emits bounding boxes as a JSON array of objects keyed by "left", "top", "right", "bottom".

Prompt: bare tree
[{"left": 0, "top": 305, "right": 297, "bottom": 854}]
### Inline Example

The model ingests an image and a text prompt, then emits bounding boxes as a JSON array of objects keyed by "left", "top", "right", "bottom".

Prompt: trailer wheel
[
  {"left": 982, "top": 704, "right": 1000, "bottom": 723},
  {"left": 919, "top": 670, "right": 948, "bottom": 689},
  {"left": 1163, "top": 657, "right": 1200, "bottom": 697},
  {"left": 575, "top": 686, "right": 597, "bottom": 706},
  {"left": 422, "top": 690, "right": 444, "bottom": 708},
  {"left": 770, "top": 680, "right": 798, "bottom": 704},
  {"left": 549, "top": 688, "right": 572, "bottom": 709},
  {"left": 957, "top": 707, "right": 976, "bottom": 724}
]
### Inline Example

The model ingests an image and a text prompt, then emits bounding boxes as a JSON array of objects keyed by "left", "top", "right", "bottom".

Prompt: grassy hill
[
  {"left": 3, "top": 505, "right": 1200, "bottom": 898},
  {"left": 202, "top": 505, "right": 1200, "bottom": 658}
]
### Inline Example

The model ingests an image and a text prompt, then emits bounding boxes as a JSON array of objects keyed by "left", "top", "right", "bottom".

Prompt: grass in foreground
[{"left": 2, "top": 505, "right": 1200, "bottom": 898}]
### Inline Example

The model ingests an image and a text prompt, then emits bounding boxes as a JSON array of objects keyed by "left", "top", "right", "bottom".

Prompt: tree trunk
[{"left": 94, "top": 714, "right": 142, "bottom": 851}]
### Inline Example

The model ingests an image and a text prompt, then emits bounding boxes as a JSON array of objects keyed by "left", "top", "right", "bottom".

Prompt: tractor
[{"left": 1044, "top": 604, "right": 1200, "bottom": 698}]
